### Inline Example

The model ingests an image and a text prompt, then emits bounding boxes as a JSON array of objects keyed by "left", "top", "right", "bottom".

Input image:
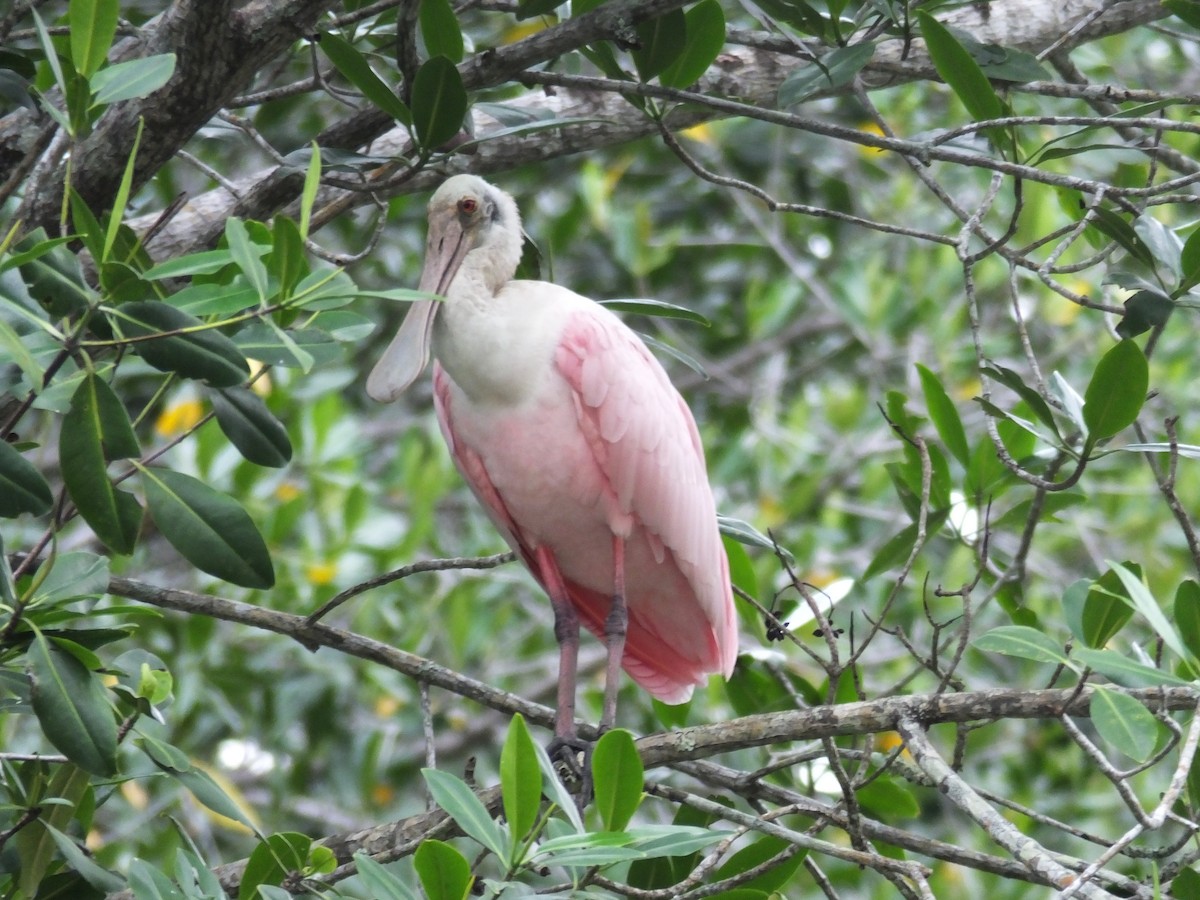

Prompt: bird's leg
[
  {"left": 600, "top": 536, "right": 628, "bottom": 734},
  {"left": 537, "top": 547, "right": 587, "bottom": 768}
]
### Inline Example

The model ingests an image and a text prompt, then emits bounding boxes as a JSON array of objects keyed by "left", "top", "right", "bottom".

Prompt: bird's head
[{"left": 367, "top": 175, "right": 522, "bottom": 402}]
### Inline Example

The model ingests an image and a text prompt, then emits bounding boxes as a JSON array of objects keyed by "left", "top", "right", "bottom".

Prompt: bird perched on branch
[{"left": 368, "top": 174, "right": 737, "bottom": 754}]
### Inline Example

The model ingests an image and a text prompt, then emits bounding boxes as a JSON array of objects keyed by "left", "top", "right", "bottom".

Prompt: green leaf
[
  {"left": 116, "top": 300, "right": 250, "bottom": 386},
  {"left": 778, "top": 41, "right": 876, "bottom": 107},
  {"left": 0, "top": 439, "right": 53, "bottom": 517},
  {"left": 299, "top": 141, "right": 321, "bottom": 240},
  {"left": 530, "top": 740, "right": 584, "bottom": 833},
  {"left": 592, "top": 728, "right": 644, "bottom": 831},
  {"left": 659, "top": 0, "right": 726, "bottom": 89},
  {"left": 1090, "top": 687, "right": 1158, "bottom": 763},
  {"left": 1179, "top": 226, "right": 1200, "bottom": 290},
  {"left": 518, "top": 0, "right": 563, "bottom": 19},
  {"left": 28, "top": 630, "right": 118, "bottom": 776},
  {"left": 210, "top": 386, "right": 293, "bottom": 468},
  {"left": 981, "top": 365, "right": 1063, "bottom": 442},
  {"left": 632, "top": 10, "right": 686, "bottom": 82},
  {"left": 40, "top": 821, "right": 125, "bottom": 893},
  {"left": 138, "top": 466, "right": 275, "bottom": 588},
  {"left": 1167, "top": 0, "right": 1200, "bottom": 28},
  {"left": 89, "top": 53, "right": 176, "bottom": 105},
  {"left": 713, "top": 835, "right": 804, "bottom": 893},
  {"left": 1116, "top": 290, "right": 1174, "bottom": 339},
  {"left": 319, "top": 32, "right": 411, "bottom": 124},
  {"left": 128, "top": 858, "right": 187, "bottom": 899},
  {"left": 69, "top": 0, "right": 118, "bottom": 77},
  {"left": 140, "top": 734, "right": 261, "bottom": 832},
  {"left": 1083, "top": 340, "right": 1148, "bottom": 443},
  {"left": 225, "top": 218, "right": 270, "bottom": 304},
  {"left": 971, "top": 625, "right": 1070, "bottom": 665},
  {"left": 141, "top": 249, "right": 236, "bottom": 280},
  {"left": 33, "top": 552, "right": 110, "bottom": 604},
  {"left": 1082, "top": 567, "right": 1135, "bottom": 649},
  {"left": 102, "top": 117, "right": 143, "bottom": 263},
  {"left": 1175, "top": 580, "right": 1200, "bottom": 663},
  {"left": 916, "top": 364, "right": 970, "bottom": 466},
  {"left": 60, "top": 373, "right": 143, "bottom": 555},
  {"left": 751, "top": 0, "right": 827, "bottom": 38},
  {"left": 411, "top": 56, "right": 467, "bottom": 151},
  {"left": 270, "top": 216, "right": 305, "bottom": 303},
  {"left": 239, "top": 833, "right": 311, "bottom": 900},
  {"left": 500, "top": 714, "right": 541, "bottom": 854},
  {"left": 856, "top": 777, "right": 920, "bottom": 819},
  {"left": 353, "top": 852, "right": 420, "bottom": 900},
  {"left": 1107, "top": 561, "right": 1190, "bottom": 662},
  {"left": 1072, "top": 648, "right": 1190, "bottom": 687},
  {"left": 601, "top": 298, "right": 711, "bottom": 327},
  {"left": 917, "top": 12, "right": 1008, "bottom": 149},
  {"left": 421, "top": 768, "right": 507, "bottom": 859},
  {"left": 420, "top": 0, "right": 464, "bottom": 63},
  {"left": 414, "top": 839, "right": 473, "bottom": 900}
]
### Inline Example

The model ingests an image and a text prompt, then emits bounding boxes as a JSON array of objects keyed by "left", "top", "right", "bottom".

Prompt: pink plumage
[{"left": 368, "top": 174, "right": 737, "bottom": 740}]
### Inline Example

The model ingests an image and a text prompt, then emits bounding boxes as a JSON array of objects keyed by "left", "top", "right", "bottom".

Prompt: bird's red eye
[{"left": 459, "top": 197, "right": 478, "bottom": 215}]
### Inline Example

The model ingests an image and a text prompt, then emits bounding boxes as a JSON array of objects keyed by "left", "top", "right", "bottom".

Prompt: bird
[{"left": 367, "top": 174, "right": 737, "bottom": 751}]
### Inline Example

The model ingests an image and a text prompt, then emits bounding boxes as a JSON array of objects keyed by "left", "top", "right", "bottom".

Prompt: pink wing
[{"left": 434, "top": 304, "right": 737, "bottom": 702}]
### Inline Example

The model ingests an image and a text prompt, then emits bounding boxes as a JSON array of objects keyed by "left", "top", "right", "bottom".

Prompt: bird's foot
[{"left": 547, "top": 734, "right": 594, "bottom": 808}]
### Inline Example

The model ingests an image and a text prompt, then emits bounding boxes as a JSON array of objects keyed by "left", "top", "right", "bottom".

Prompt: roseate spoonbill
[{"left": 367, "top": 175, "right": 737, "bottom": 748}]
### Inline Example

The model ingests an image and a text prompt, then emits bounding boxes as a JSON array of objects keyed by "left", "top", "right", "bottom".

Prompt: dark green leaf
[
  {"left": 1089, "top": 206, "right": 1154, "bottom": 266},
  {"left": 917, "top": 12, "right": 1008, "bottom": 148},
  {"left": 1173, "top": 866, "right": 1200, "bottom": 899},
  {"left": 1091, "top": 686, "right": 1157, "bottom": 763},
  {"left": 60, "top": 373, "right": 142, "bottom": 555},
  {"left": 1179, "top": 227, "right": 1200, "bottom": 291},
  {"left": 981, "top": 365, "right": 1062, "bottom": 440},
  {"left": 422, "top": 768, "right": 507, "bottom": 859},
  {"left": 70, "top": 0, "right": 119, "bottom": 77},
  {"left": 1081, "top": 567, "right": 1135, "bottom": 649},
  {"left": 916, "top": 364, "right": 969, "bottom": 466},
  {"left": 210, "top": 386, "right": 293, "bottom": 468},
  {"left": 751, "top": 0, "right": 828, "bottom": 37},
  {"left": 28, "top": 630, "right": 118, "bottom": 776},
  {"left": 1083, "top": 339, "right": 1148, "bottom": 442},
  {"left": 1116, "top": 290, "right": 1173, "bottom": 339},
  {"left": 420, "top": 0, "right": 464, "bottom": 63},
  {"left": 239, "top": 833, "right": 310, "bottom": 900},
  {"left": 601, "top": 298, "right": 711, "bottom": 326},
  {"left": 500, "top": 714, "right": 541, "bottom": 852},
  {"left": 0, "top": 439, "right": 53, "bottom": 517},
  {"left": 778, "top": 42, "right": 876, "bottom": 107},
  {"left": 318, "top": 32, "right": 411, "bottom": 124},
  {"left": 414, "top": 839, "right": 473, "bottom": 900},
  {"left": 1167, "top": 0, "right": 1200, "bottom": 28},
  {"left": 659, "top": 0, "right": 726, "bottom": 89},
  {"left": 138, "top": 466, "right": 274, "bottom": 588},
  {"left": 971, "top": 625, "right": 1070, "bottom": 665},
  {"left": 632, "top": 10, "right": 686, "bottom": 82},
  {"left": 270, "top": 216, "right": 305, "bottom": 303},
  {"left": 517, "top": 0, "right": 562, "bottom": 19},
  {"left": 89, "top": 53, "right": 175, "bottom": 106},
  {"left": 1175, "top": 580, "right": 1200, "bottom": 662},
  {"left": 40, "top": 822, "right": 124, "bottom": 893},
  {"left": 116, "top": 301, "right": 250, "bottom": 387},
  {"left": 411, "top": 56, "right": 467, "bottom": 151},
  {"left": 857, "top": 777, "right": 920, "bottom": 819},
  {"left": 714, "top": 835, "right": 805, "bottom": 893},
  {"left": 592, "top": 728, "right": 643, "bottom": 831}
]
